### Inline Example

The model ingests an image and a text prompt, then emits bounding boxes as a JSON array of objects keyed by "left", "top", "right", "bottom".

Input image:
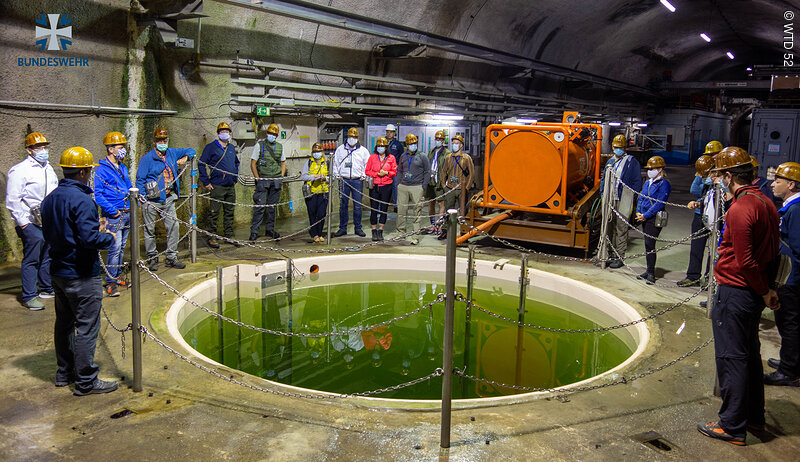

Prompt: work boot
[
  {"left": 636, "top": 272, "right": 648, "bottom": 280},
  {"left": 207, "top": 238, "right": 220, "bottom": 249},
  {"left": 355, "top": 228, "right": 366, "bottom": 237},
  {"left": 165, "top": 259, "right": 186, "bottom": 269},
  {"left": 677, "top": 278, "right": 701, "bottom": 287},
  {"left": 371, "top": 229, "right": 378, "bottom": 241},
  {"left": 697, "top": 421, "right": 746, "bottom": 446},
  {"left": 608, "top": 260, "right": 623, "bottom": 269},
  {"left": 700, "top": 300, "right": 707, "bottom": 308},
  {"left": 334, "top": 229, "right": 347, "bottom": 237},
  {"left": 24, "top": 298, "right": 45, "bottom": 311},
  {"left": 767, "top": 358, "right": 780, "bottom": 370},
  {"left": 645, "top": 274, "right": 656, "bottom": 285},
  {"left": 249, "top": 233, "right": 258, "bottom": 242},
  {"left": 763, "top": 371, "right": 800, "bottom": 387},
  {"left": 73, "top": 379, "right": 119, "bottom": 396},
  {"left": 265, "top": 230, "right": 280, "bottom": 239},
  {"left": 437, "top": 231, "right": 448, "bottom": 241},
  {"left": 148, "top": 257, "right": 159, "bottom": 272},
  {"left": 55, "top": 373, "right": 76, "bottom": 387},
  {"left": 377, "top": 230, "right": 384, "bottom": 241}
]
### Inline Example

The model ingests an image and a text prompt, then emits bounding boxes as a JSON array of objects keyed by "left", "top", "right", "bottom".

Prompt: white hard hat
[{"left": 386, "top": 124, "right": 396, "bottom": 131}]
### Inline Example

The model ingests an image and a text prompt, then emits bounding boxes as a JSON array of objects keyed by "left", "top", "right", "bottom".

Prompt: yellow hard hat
[
  {"left": 347, "top": 127, "right": 359, "bottom": 138},
  {"left": 612, "top": 134, "right": 627, "bottom": 148},
  {"left": 711, "top": 146, "right": 752, "bottom": 172},
  {"left": 59, "top": 147, "right": 97, "bottom": 168},
  {"left": 217, "top": 122, "right": 231, "bottom": 132},
  {"left": 645, "top": 156, "right": 666, "bottom": 169},
  {"left": 376, "top": 136, "right": 388, "bottom": 147},
  {"left": 704, "top": 140, "right": 723, "bottom": 155},
  {"left": 749, "top": 155, "right": 759, "bottom": 168},
  {"left": 434, "top": 130, "right": 446, "bottom": 139},
  {"left": 25, "top": 132, "right": 49, "bottom": 147},
  {"left": 775, "top": 162, "right": 800, "bottom": 183},
  {"left": 695, "top": 155, "right": 714, "bottom": 176},
  {"left": 266, "top": 123, "right": 280, "bottom": 136},
  {"left": 405, "top": 133, "right": 418, "bottom": 145},
  {"left": 312, "top": 142, "right": 323, "bottom": 152},
  {"left": 452, "top": 134, "right": 465, "bottom": 144},
  {"left": 103, "top": 131, "right": 127, "bottom": 146},
  {"left": 154, "top": 128, "right": 168, "bottom": 140}
]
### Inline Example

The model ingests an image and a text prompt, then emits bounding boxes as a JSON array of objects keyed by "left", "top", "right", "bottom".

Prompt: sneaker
[
  {"left": 437, "top": 231, "right": 448, "bottom": 241},
  {"left": 767, "top": 358, "right": 780, "bottom": 370},
  {"left": 116, "top": 279, "right": 128, "bottom": 289},
  {"left": 165, "top": 259, "right": 186, "bottom": 269},
  {"left": 148, "top": 257, "right": 159, "bottom": 272},
  {"left": 24, "top": 298, "right": 45, "bottom": 311},
  {"left": 265, "top": 230, "right": 280, "bottom": 239},
  {"left": 334, "top": 229, "right": 347, "bottom": 237},
  {"left": 408, "top": 238, "right": 419, "bottom": 245},
  {"left": 73, "top": 378, "right": 119, "bottom": 396},
  {"left": 636, "top": 272, "right": 648, "bottom": 280},
  {"left": 38, "top": 291, "right": 55, "bottom": 299},
  {"left": 700, "top": 300, "right": 708, "bottom": 308},
  {"left": 106, "top": 284, "right": 120, "bottom": 298},
  {"left": 608, "top": 260, "right": 623, "bottom": 269},
  {"left": 207, "top": 239, "right": 220, "bottom": 249},
  {"left": 697, "top": 421, "right": 746, "bottom": 446},
  {"left": 677, "top": 278, "right": 701, "bottom": 287},
  {"left": 763, "top": 371, "right": 800, "bottom": 387},
  {"left": 645, "top": 273, "right": 656, "bottom": 285},
  {"left": 354, "top": 229, "right": 366, "bottom": 237}
]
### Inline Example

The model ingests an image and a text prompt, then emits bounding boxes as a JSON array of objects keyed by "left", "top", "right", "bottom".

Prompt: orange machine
[{"left": 460, "top": 112, "right": 604, "bottom": 254}]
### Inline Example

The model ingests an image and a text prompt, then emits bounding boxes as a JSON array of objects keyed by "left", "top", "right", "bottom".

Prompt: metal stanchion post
[
  {"left": 236, "top": 264, "right": 241, "bottom": 370},
  {"left": 190, "top": 156, "right": 198, "bottom": 263},
  {"left": 326, "top": 153, "right": 333, "bottom": 245},
  {"left": 598, "top": 169, "right": 612, "bottom": 268},
  {"left": 440, "top": 210, "right": 457, "bottom": 450},
  {"left": 515, "top": 254, "right": 529, "bottom": 386},
  {"left": 129, "top": 188, "right": 143, "bottom": 392},
  {"left": 216, "top": 266, "right": 224, "bottom": 363},
  {"left": 461, "top": 245, "right": 476, "bottom": 397},
  {"left": 286, "top": 258, "right": 294, "bottom": 384}
]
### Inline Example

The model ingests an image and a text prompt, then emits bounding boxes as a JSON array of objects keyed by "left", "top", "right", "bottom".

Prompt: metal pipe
[
  {"left": 236, "top": 264, "right": 241, "bottom": 370},
  {"left": 129, "top": 188, "right": 143, "bottom": 392},
  {"left": 514, "top": 254, "right": 529, "bottom": 386},
  {"left": 440, "top": 210, "right": 458, "bottom": 449},
  {"left": 326, "top": 153, "right": 333, "bottom": 245},
  {"left": 286, "top": 259, "right": 294, "bottom": 384},
  {"left": 217, "top": 266, "right": 224, "bottom": 363},
  {"left": 0, "top": 99, "right": 177, "bottom": 115},
  {"left": 461, "top": 245, "right": 476, "bottom": 398},
  {"left": 455, "top": 210, "right": 513, "bottom": 244},
  {"left": 190, "top": 156, "right": 198, "bottom": 263}
]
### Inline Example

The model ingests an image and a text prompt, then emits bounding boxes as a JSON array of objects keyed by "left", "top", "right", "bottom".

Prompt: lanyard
[{"left": 407, "top": 154, "right": 413, "bottom": 170}]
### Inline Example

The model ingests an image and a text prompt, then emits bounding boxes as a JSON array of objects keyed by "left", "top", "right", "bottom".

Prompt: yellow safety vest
[{"left": 307, "top": 158, "right": 329, "bottom": 194}]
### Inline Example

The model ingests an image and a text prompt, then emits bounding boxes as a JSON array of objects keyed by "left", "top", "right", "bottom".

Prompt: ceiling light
[
  {"left": 430, "top": 114, "right": 463, "bottom": 121},
  {"left": 726, "top": 51, "right": 735, "bottom": 59},
  {"left": 608, "top": 122, "right": 621, "bottom": 126},
  {"left": 660, "top": 0, "right": 676, "bottom": 13},
  {"left": 746, "top": 67, "right": 753, "bottom": 71},
  {"left": 516, "top": 118, "right": 538, "bottom": 124},
  {"left": 637, "top": 123, "right": 648, "bottom": 127},
  {"left": 700, "top": 33, "right": 711, "bottom": 42}
]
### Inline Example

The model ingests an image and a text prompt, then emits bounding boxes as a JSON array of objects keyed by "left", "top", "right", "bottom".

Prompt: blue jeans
[
  {"left": 15, "top": 224, "right": 51, "bottom": 301},
  {"left": 338, "top": 178, "right": 363, "bottom": 231},
  {"left": 104, "top": 212, "right": 130, "bottom": 284},
  {"left": 53, "top": 275, "right": 103, "bottom": 390}
]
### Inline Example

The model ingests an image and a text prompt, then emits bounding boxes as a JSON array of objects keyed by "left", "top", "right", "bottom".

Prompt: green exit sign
[
  {"left": 256, "top": 106, "right": 270, "bottom": 116},
  {"left": 280, "top": 131, "right": 287, "bottom": 139}
]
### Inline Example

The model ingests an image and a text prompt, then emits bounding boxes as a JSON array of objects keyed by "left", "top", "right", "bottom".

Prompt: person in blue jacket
[
  {"left": 750, "top": 155, "right": 778, "bottom": 207},
  {"left": 199, "top": 122, "right": 240, "bottom": 249},
  {"left": 600, "top": 135, "right": 643, "bottom": 268},
  {"left": 94, "top": 131, "right": 133, "bottom": 297},
  {"left": 634, "top": 156, "right": 672, "bottom": 285},
  {"left": 41, "top": 147, "right": 117, "bottom": 395},
  {"left": 765, "top": 162, "right": 800, "bottom": 387},
  {"left": 136, "top": 128, "right": 195, "bottom": 271}
]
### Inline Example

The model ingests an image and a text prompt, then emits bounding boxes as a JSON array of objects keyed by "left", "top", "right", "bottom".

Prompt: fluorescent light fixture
[
  {"left": 700, "top": 33, "right": 711, "bottom": 42},
  {"left": 726, "top": 51, "right": 735, "bottom": 59},
  {"left": 608, "top": 122, "right": 622, "bottom": 126},
  {"left": 637, "top": 123, "right": 648, "bottom": 127},
  {"left": 660, "top": 0, "right": 676, "bottom": 12},
  {"left": 431, "top": 114, "right": 463, "bottom": 121},
  {"left": 746, "top": 67, "right": 753, "bottom": 71},
  {"left": 516, "top": 118, "right": 538, "bottom": 124}
]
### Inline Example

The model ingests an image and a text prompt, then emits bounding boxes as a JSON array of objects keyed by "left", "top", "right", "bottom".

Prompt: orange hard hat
[
  {"left": 452, "top": 135, "right": 465, "bottom": 144},
  {"left": 217, "top": 122, "right": 231, "bottom": 132},
  {"left": 434, "top": 130, "right": 446, "bottom": 139},
  {"left": 25, "top": 132, "right": 49, "bottom": 147},
  {"left": 312, "top": 142, "right": 324, "bottom": 152},
  {"left": 154, "top": 128, "right": 168, "bottom": 139},
  {"left": 704, "top": 140, "right": 723, "bottom": 155},
  {"left": 645, "top": 156, "right": 666, "bottom": 169},
  {"left": 711, "top": 146, "right": 752, "bottom": 172},
  {"left": 376, "top": 136, "right": 388, "bottom": 147},
  {"left": 103, "top": 131, "right": 127, "bottom": 146},
  {"left": 775, "top": 162, "right": 800, "bottom": 183},
  {"left": 695, "top": 155, "right": 714, "bottom": 176},
  {"left": 612, "top": 134, "right": 627, "bottom": 148},
  {"left": 347, "top": 127, "right": 359, "bottom": 138},
  {"left": 405, "top": 133, "right": 418, "bottom": 145},
  {"left": 59, "top": 146, "right": 97, "bottom": 168},
  {"left": 266, "top": 123, "right": 279, "bottom": 136}
]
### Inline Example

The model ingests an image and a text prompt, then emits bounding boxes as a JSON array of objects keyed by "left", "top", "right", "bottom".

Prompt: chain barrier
[
  {"left": 610, "top": 207, "right": 709, "bottom": 244},
  {"left": 604, "top": 236, "right": 698, "bottom": 288},
  {"left": 454, "top": 337, "right": 713, "bottom": 394},
  {"left": 139, "top": 261, "right": 444, "bottom": 337},
  {"left": 139, "top": 325, "right": 444, "bottom": 399},
  {"left": 100, "top": 305, "right": 131, "bottom": 359},
  {"left": 612, "top": 170, "right": 693, "bottom": 210}
]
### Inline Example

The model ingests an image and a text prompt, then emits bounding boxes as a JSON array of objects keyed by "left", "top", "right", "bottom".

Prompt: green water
[{"left": 181, "top": 277, "right": 634, "bottom": 400}]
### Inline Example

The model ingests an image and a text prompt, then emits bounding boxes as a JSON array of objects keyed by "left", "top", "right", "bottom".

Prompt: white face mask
[
  {"left": 435, "top": 140, "right": 443, "bottom": 148},
  {"left": 266, "top": 134, "right": 277, "bottom": 143},
  {"left": 408, "top": 144, "right": 417, "bottom": 152},
  {"left": 312, "top": 152, "right": 322, "bottom": 159},
  {"left": 451, "top": 143, "right": 461, "bottom": 152},
  {"left": 647, "top": 169, "right": 659, "bottom": 179},
  {"left": 347, "top": 137, "right": 358, "bottom": 147},
  {"left": 33, "top": 148, "right": 49, "bottom": 163},
  {"left": 218, "top": 132, "right": 231, "bottom": 141},
  {"left": 114, "top": 147, "right": 126, "bottom": 160},
  {"left": 377, "top": 146, "right": 386, "bottom": 154}
]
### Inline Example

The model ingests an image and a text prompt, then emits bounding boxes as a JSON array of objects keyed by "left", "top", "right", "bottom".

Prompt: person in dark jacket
[
  {"left": 395, "top": 133, "right": 430, "bottom": 245},
  {"left": 600, "top": 134, "right": 643, "bottom": 268},
  {"left": 634, "top": 156, "right": 672, "bottom": 285},
  {"left": 41, "top": 147, "right": 117, "bottom": 396},
  {"left": 678, "top": 154, "right": 715, "bottom": 287},
  {"left": 765, "top": 162, "right": 800, "bottom": 387},
  {"left": 750, "top": 156, "right": 777, "bottom": 206},
  {"left": 94, "top": 131, "right": 133, "bottom": 297},
  {"left": 199, "top": 122, "right": 240, "bottom": 248},
  {"left": 697, "top": 147, "right": 780, "bottom": 446}
]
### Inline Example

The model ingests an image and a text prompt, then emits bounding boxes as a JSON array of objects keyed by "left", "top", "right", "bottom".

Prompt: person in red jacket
[
  {"left": 697, "top": 147, "right": 780, "bottom": 446},
  {"left": 365, "top": 137, "right": 397, "bottom": 241}
]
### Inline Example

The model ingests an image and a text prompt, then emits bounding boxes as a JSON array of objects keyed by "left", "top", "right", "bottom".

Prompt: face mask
[
  {"left": 347, "top": 137, "right": 358, "bottom": 147},
  {"left": 704, "top": 177, "right": 713, "bottom": 186},
  {"left": 377, "top": 146, "right": 386, "bottom": 154},
  {"left": 647, "top": 169, "right": 659, "bottom": 179},
  {"left": 720, "top": 177, "right": 730, "bottom": 193},
  {"left": 613, "top": 148, "right": 625, "bottom": 157},
  {"left": 451, "top": 143, "right": 461, "bottom": 152},
  {"left": 435, "top": 140, "right": 443, "bottom": 148},
  {"left": 156, "top": 143, "right": 168, "bottom": 152},
  {"left": 408, "top": 144, "right": 417, "bottom": 152},
  {"left": 266, "top": 134, "right": 277, "bottom": 143},
  {"left": 33, "top": 149, "right": 49, "bottom": 163},
  {"left": 312, "top": 152, "right": 322, "bottom": 160},
  {"left": 114, "top": 147, "right": 126, "bottom": 160},
  {"left": 218, "top": 132, "right": 231, "bottom": 141}
]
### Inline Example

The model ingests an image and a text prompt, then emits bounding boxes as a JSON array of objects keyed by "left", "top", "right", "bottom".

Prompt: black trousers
[
  {"left": 776, "top": 284, "right": 800, "bottom": 378},
  {"left": 686, "top": 213, "right": 710, "bottom": 280},
  {"left": 251, "top": 179, "right": 281, "bottom": 235},
  {"left": 304, "top": 192, "right": 328, "bottom": 238},
  {"left": 207, "top": 184, "right": 236, "bottom": 238},
  {"left": 641, "top": 218, "right": 662, "bottom": 275},
  {"left": 369, "top": 184, "right": 392, "bottom": 225},
  {"left": 712, "top": 284, "right": 766, "bottom": 437}
]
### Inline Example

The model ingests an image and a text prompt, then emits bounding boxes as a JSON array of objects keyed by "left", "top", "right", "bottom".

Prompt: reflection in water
[{"left": 182, "top": 279, "right": 633, "bottom": 400}]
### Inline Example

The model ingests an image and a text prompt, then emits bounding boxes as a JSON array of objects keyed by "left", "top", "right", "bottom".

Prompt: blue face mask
[
  {"left": 451, "top": 143, "right": 461, "bottom": 152},
  {"left": 267, "top": 134, "right": 277, "bottom": 143},
  {"left": 377, "top": 146, "right": 386, "bottom": 154},
  {"left": 115, "top": 147, "right": 126, "bottom": 160},
  {"left": 435, "top": 140, "right": 443, "bottom": 148},
  {"left": 33, "top": 149, "right": 49, "bottom": 163},
  {"left": 704, "top": 177, "right": 713, "bottom": 186},
  {"left": 613, "top": 148, "right": 625, "bottom": 157},
  {"left": 156, "top": 143, "right": 168, "bottom": 152},
  {"left": 312, "top": 152, "right": 322, "bottom": 159},
  {"left": 720, "top": 178, "right": 730, "bottom": 193}
]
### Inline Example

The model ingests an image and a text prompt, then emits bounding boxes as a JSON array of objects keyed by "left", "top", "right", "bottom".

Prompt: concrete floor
[{"left": 2, "top": 166, "right": 800, "bottom": 461}]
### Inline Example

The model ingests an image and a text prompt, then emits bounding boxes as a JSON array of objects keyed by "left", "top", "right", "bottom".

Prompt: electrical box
[{"left": 749, "top": 108, "right": 800, "bottom": 168}]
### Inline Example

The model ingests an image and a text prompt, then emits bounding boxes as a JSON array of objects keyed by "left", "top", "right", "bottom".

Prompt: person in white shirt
[
  {"left": 6, "top": 133, "right": 59, "bottom": 310},
  {"left": 332, "top": 127, "right": 370, "bottom": 237}
]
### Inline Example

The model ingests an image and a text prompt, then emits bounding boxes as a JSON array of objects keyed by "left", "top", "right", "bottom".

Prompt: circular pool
[{"left": 166, "top": 254, "right": 649, "bottom": 407}]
